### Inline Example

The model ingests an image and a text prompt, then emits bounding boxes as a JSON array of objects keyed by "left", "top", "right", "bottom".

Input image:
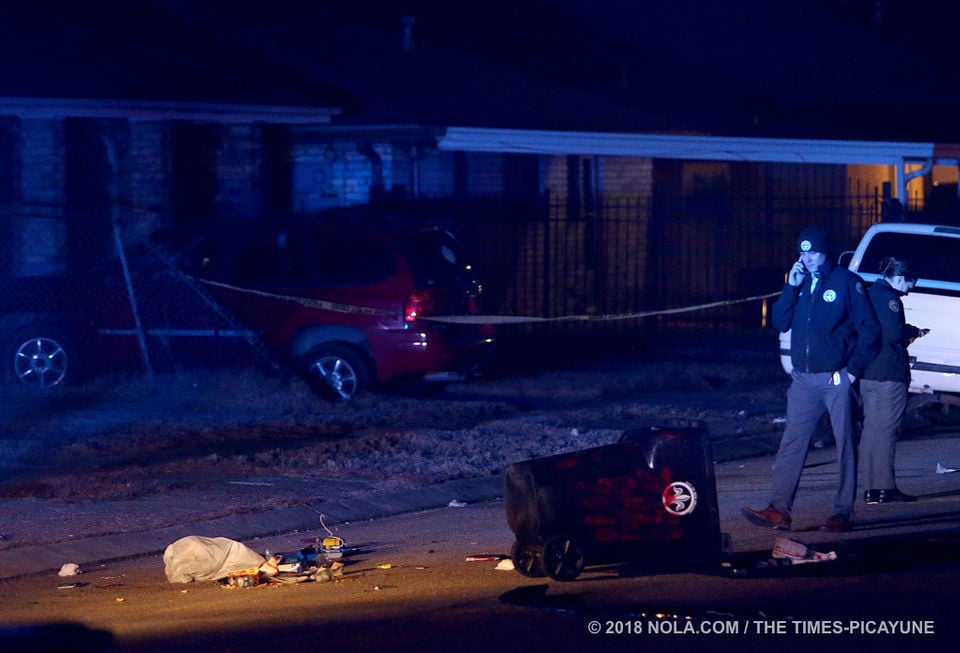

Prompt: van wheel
[
  {"left": 300, "top": 344, "right": 370, "bottom": 401},
  {"left": 9, "top": 326, "right": 72, "bottom": 389}
]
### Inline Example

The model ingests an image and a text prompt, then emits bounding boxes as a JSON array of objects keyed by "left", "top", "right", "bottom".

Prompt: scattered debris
[
  {"left": 320, "top": 536, "right": 344, "bottom": 559},
  {"left": 772, "top": 536, "right": 837, "bottom": 565},
  {"left": 495, "top": 558, "right": 515, "bottom": 571},
  {"left": 58, "top": 563, "right": 82, "bottom": 577},
  {"left": 448, "top": 499, "right": 468, "bottom": 508},
  {"left": 226, "top": 567, "right": 262, "bottom": 588},
  {"left": 315, "top": 514, "right": 345, "bottom": 558},
  {"left": 465, "top": 554, "right": 508, "bottom": 562},
  {"left": 164, "top": 534, "right": 347, "bottom": 588}
]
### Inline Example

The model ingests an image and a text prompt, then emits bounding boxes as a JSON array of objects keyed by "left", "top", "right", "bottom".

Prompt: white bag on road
[{"left": 163, "top": 535, "right": 265, "bottom": 583}]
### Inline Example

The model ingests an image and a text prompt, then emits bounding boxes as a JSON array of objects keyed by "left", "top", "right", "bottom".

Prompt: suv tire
[{"left": 300, "top": 343, "right": 370, "bottom": 401}]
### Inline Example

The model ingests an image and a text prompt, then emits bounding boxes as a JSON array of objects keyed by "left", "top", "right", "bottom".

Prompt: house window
[
  {"left": 65, "top": 118, "right": 114, "bottom": 273},
  {"left": 172, "top": 122, "right": 220, "bottom": 227},
  {"left": 0, "top": 117, "right": 18, "bottom": 204}
]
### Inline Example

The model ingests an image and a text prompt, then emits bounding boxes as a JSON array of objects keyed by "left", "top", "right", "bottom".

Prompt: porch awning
[{"left": 438, "top": 126, "right": 960, "bottom": 203}]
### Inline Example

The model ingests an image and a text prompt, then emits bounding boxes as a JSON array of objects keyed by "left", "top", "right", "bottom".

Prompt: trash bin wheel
[
  {"left": 510, "top": 539, "right": 546, "bottom": 578},
  {"left": 542, "top": 535, "right": 585, "bottom": 581}
]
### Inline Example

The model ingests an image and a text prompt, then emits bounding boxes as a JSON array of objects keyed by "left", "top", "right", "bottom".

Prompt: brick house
[{"left": 4, "top": 1, "right": 960, "bottom": 349}]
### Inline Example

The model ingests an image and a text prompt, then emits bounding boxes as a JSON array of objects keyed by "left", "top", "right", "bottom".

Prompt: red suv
[{"left": 167, "top": 219, "right": 493, "bottom": 400}]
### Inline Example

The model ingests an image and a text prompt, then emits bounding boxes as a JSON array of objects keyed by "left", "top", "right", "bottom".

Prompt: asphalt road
[
  {"left": 3, "top": 433, "right": 960, "bottom": 653},
  {"left": 1, "top": 501, "right": 958, "bottom": 653}
]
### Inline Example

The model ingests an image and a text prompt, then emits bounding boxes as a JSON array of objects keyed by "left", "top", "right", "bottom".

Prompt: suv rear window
[
  {"left": 396, "top": 229, "right": 465, "bottom": 287},
  {"left": 300, "top": 232, "right": 395, "bottom": 286},
  {"left": 859, "top": 231, "right": 960, "bottom": 284},
  {"left": 190, "top": 229, "right": 396, "bottom": 287}
]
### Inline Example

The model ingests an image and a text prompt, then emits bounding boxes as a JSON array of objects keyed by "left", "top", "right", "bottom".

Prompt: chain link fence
[{"left": 0, "top": 204, "right": 266, "bottom": 386}]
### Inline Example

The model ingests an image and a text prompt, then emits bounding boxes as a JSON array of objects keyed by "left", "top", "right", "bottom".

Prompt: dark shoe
[
  {"left": 742, "top": 505, "right": 792, "bottom": 530},
  {"left": 820, "top": 514, "right": 852, "bottom": 532},
  {"left": 875, "top": 488, "right": 917, "bottom": 503},
  {"left": 864, "top": 489, "right": 881, "bottom": 504}
]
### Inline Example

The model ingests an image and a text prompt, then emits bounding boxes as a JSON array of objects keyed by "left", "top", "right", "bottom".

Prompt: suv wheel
[
  {"left": 301, "top": 343, "right": 370, "bottom": 401},
  {"left": 9, "top": 326, "right": 72, "bottom": 388}
]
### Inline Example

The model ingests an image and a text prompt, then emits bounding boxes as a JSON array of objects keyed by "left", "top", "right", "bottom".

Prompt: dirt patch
[
  {"left": 5, "top": 333, "right": 959, "bottom": 550},
  {"left": 1, "top": 341, "right": 792, "bottom": 504}
]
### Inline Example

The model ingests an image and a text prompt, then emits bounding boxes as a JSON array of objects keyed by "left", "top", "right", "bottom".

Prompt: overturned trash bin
[{"left": 504, "top": 419, "right": 722, "bottom": 581}]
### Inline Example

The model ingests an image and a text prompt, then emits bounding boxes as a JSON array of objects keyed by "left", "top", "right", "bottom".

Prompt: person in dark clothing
[
  {"left": 744, "top": 226, "right": 881, "bottom": 532},
  {"left": 860, "top": 257, "right": 928, "bottom": 504}
]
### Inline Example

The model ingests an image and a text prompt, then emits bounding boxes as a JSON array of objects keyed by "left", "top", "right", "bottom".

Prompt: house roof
[
  {"left": 135, "top": 1, "right": 960, "bottom": 142},
  {"left": 138, "top": 1, "right": 684, "bottom": 134},
  {"left": 5, "top": 1, "right": 960, "bottom": 145},
  {"left": 0, "top": 1, "right": 345, "bottom": 121},
  {"left": 0, "top": 98, "right": 339, "bottom": 125},
  {"left": 376, "top": 1, "right": 960, "bottom": 142}
]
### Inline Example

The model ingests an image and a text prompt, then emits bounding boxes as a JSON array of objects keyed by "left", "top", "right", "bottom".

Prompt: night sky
[{"left": 4, "top": 1, "right": 960, "bottom": 140}]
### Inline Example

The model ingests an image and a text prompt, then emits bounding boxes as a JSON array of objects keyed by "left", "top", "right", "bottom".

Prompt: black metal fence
[{"left": 421, "top": 187, "right": 888, "bottom": 362}]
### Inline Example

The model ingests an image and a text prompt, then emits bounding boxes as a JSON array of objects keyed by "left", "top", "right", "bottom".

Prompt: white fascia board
[
  {"left": 439, "top": 127, "right": 946, "bottom": 166},
  {"left": 0, "top": 97, "right": 341, "bottom": 124}
]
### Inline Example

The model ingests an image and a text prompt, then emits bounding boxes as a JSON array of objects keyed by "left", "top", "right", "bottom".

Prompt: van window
[{"left": 859, "top": 232, "right": 960, "bottom": 284}]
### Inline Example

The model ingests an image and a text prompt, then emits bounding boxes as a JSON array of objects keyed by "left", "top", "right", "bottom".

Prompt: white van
[{"left": 779, "top": 223, "right": 960, "bottom": 401}]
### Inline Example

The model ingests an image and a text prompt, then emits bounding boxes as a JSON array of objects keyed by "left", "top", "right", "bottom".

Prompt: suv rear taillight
[
  {"left": 405, "top": 286, "right": 480, "bottom": 323},
  {"left": 404, "top": 291, "right": 426, "bottom": 323}
]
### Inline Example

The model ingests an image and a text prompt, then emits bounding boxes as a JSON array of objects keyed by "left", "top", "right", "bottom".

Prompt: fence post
[{"left": 102, "top": 134, "right": 154, "bottom": 380}]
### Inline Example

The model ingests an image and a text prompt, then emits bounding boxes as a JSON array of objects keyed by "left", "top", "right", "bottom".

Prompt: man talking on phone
[{"left": 744, "top": 226, "right": 881, "bottom": 532}]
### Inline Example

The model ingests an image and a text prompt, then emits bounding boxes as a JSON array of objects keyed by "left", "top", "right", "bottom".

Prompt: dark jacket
[
  {"left": 861, "top": 278, "right": 920, "bottom": 383},
  {"left": 772, "top": 260, "right": 881, "bottom": 378}
]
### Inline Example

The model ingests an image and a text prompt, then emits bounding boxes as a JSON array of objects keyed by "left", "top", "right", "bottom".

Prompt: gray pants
[
  {"left": 769, "top": 370, "right": 857, "bottom": 519},
  {"left": 859, "top": 379, "right": 908, "bottom": 490}
]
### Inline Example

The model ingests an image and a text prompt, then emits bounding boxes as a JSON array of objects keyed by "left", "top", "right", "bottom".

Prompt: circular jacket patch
[
  {"left": 888, "top": 299, "right": 900, "bottom": 313},
  {"left": 662, "top": 481, "right": 698, "bottom": 516},
  {"left": 822, "top": 289, "right": 837, "bottom": 303}
]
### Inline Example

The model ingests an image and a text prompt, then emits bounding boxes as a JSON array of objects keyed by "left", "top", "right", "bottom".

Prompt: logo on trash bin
[{"left": 662, "top": 481, "right": 698, "bottom": 516}]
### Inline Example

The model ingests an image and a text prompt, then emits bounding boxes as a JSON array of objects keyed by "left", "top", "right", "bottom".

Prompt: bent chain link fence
[{"left": 1, "top": 203, "right": 270, "bottom": 383}]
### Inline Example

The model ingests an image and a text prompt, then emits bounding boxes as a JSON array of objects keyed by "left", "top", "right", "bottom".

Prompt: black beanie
[{"left": 797, "top": 226, "right": 832, "bottom": 255}]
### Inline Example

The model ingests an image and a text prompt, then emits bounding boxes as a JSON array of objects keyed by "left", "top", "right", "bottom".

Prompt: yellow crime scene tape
[
  {"left": 197, "top": 278, "right": 396, "bottom": 316},
  {"left": 199, "top": 277, "right": 779, "bottom": 325},
  {"left": 421, "top": 291, "right": 781, "bottom": 324}
]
